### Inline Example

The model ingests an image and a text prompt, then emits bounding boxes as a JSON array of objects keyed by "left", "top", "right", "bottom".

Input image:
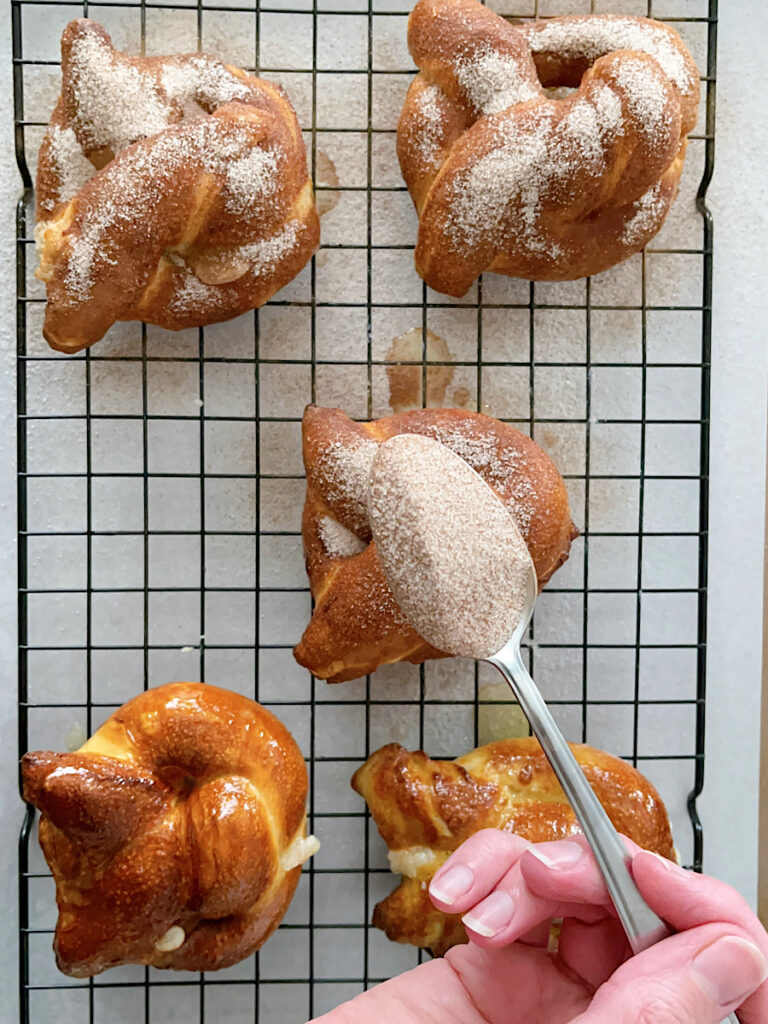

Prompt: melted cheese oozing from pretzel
[
  {"left": 34, "top": 221, "right": 51, "bottom": 256},
  {"left": 154, "top": 926, "right": 185, "bottom": 953},
  {"left": 388, "top": 846, "right": 439, "bottom": 878},
  {"left": 280, "top": 833, "right": 321, "bottom": 873}
]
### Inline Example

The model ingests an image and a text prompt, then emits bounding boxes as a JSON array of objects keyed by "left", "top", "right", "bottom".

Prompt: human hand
[{"left": 311, "top": 831, "right": 768, "bottom": 1024}]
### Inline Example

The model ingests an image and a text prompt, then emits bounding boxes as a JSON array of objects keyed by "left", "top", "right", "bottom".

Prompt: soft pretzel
[
  {"left": 21, "top": 682, "right": 318, "bottom": 976},
  {"left": 35, "top": 20, "right": 319, "bottom": 353},
  {"left": 398, "top": 0, "right": 700, "bottom": 293},
  {"left": 353, "top": 739, "right": 674, "bottom": 954},
  {"left": 293, "top": 405, "right": 577, "bottom": 683}
]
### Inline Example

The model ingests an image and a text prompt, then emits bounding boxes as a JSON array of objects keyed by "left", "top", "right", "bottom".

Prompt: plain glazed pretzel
[
  {"left": 293, "top": 405, "right": 577, "bottom": 683},
  {"left": 353, "top": 738, "right": 675, "bottom": 955},
  {"left": 398, "top": 0, "right": 700, "bottom": 294},
  {"left": 21, "top": 682, "right": 318, "bottom": 976},
  {"left": 36, "top": 20, "right": 319, "bottom": 353}
]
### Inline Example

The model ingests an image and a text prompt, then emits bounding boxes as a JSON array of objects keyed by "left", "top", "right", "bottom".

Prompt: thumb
[{"left": 572, "top": 925, "right": 768, "bottom": 1024}]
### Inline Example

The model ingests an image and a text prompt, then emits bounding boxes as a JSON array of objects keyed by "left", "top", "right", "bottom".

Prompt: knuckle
[
  {"left": 473, "top": 828, "right": 525, "bottom": 857},
  {"left": 635, "top": 1001, "right": 685, "bottom": 1024},
  {"left": 599, "top": 978, "right": 695, "bottom": 1024}
]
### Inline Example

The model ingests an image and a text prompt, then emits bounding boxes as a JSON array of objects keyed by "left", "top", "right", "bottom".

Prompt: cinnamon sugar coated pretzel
[
  {"left": 353, "top": 739, "right": 675, "bottom": 954},
  {"left": 22, "top": 683, "right": 319, "bottom": 976},
  {"left": 398, "top": 0, "right": 700, "bottom": 293},
  {"left": 294, "top": 405, "right": 577, "bottom": 683},
  {"left": 35, "top": 20, "right": 319, "bottom": 353}
]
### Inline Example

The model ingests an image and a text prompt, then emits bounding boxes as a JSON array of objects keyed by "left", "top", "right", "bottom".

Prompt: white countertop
[{"left": 0, "top": 4, "right": 766, "bottom": 1022}]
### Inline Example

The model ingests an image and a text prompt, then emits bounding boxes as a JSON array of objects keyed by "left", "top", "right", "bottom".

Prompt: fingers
[
  {"left": 431, "top": 828, "right": 768, "bottom": 1022},
  {"left": 631, "top": 851, "right": 768, "bottom": 1023},
  {"left": 429, "top": 829, "right": 530, "bottom": 913},
  {"left": 558, "top": 916, "right": 630, "bottom": 991},
  {"left": 461, "top": 839, "right": 609, "bottom": 948},
  {"left": 571, "top": 924, "right": 768, "bottom": 1024},
  {"left": 632, "top": 850, "right": 768, "bottom": 951},
  {"left": 520, "top": 835, "right": 620, "bottom": 907},
  {"left": 309, "top": 956, "right": 479, "bottom": 1024}
]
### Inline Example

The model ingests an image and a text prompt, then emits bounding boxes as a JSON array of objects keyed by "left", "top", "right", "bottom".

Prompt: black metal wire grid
[{"left": 14, "top": 0, "right": 717, "bottom": 1021}]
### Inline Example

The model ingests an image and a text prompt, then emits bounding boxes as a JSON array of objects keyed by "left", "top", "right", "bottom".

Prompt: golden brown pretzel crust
[
  {"left": 398, "top": 0, "right": 700, "bottom": 293},
  {"left": 22, "top": 682, "right": 311, "bottom": 977},
  {"left": 36, "top": 20, "right": 319, "bottom": 353},
  {"left": 293, "top": 405, "right": 577, "bottom": 683},
  {"left": 353, "top": 739, "right": 675, "bottom": 954}
]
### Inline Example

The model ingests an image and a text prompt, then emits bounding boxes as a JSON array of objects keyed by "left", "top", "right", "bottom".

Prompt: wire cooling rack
[{"left": 13, "top": 0, "right": 717, "bottom": 1021}]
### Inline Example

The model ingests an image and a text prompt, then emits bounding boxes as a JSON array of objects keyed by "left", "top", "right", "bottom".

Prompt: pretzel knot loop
[
  {"left": 398, "top": 0, "right": 700, "bottom": 294},
  {"left": 35, "top": 20, "right": 320, "bottom": 353},
  {"left": 293, "top": 405, "right": 577, "bottom": 683},
  {"left": 21, "top": 683, "right": 317, "bottom": 976}
]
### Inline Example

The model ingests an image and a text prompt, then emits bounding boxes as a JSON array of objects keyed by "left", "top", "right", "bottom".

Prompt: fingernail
[
  {"left": 429, "top": 865, "right": 473, "bottom": 905},
  {"left": 462, "top": 891, "right": 516, "bottom": 938},
  {"left": 527, "top": 841, "right": 583, "bottom": 869},
  {"left": 691, "top": 936, "right": 768, "bottom": 1007},
  {"left": 636, "top": 850, "right": 683, "bottom": 873}
]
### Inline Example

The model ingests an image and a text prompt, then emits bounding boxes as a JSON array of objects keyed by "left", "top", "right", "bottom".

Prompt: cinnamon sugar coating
[
  {"left": 398, "top": 0, "right": 700, "bottom": 293},
  {"left": 294, "top": 406, "right": 577, "bottom": 683},
  {"left": 35, "top": 20, "right": 319, "bottom": 353}
]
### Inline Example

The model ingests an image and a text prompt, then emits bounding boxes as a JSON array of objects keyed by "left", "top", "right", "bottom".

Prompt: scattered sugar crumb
[
  {"left": 228, "top": 220, "right": 302, "bottom": 277},
  {"left": 447, "top": 105, "right": 564, "bottom": 260},
  {"left": 168, "top": 269, "right": 226, "bottom": 317},
  {"left": 67, "top": 29, "right": 252, "bottom": 158},
  {"left": 64, "top": 207, "right": 119, "bottom": 299}
]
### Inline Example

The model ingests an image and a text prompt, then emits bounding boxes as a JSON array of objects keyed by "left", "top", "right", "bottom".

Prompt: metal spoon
[
  {"left": 368, "top": 434, "right": 737, "bottom": 1023},
  {"left": 489, "top": 555, "right": 669, "bottom": 952}
]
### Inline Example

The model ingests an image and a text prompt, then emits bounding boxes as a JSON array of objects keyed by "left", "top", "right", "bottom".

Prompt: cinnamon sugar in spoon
[{"left": 368, "top": 434, "right": 683, "bottom": 964}]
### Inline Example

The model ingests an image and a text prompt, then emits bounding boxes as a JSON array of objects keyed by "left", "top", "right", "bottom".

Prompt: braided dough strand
[
  {"left": 22, "top": 683, "right": 315, "bottom": 976},
  {"left": 398, "top": 0, "right": 700, "bottom": 292},
  {"left": 36, "top": 20, "right": 319, "bottom": 353},
  {"left": 294, "top": 405, "right": 577, "bottom": 683},
  {"left": 353, "top": 739, "right": 675, "bottom": 954}
]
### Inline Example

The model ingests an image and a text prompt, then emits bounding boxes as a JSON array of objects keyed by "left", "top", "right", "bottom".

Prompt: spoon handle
[
  {"left": 490, "top": 641, "right": 669, "bottom": 954},
  {"left": 489, "top": 646, "right": 742, "bottom": 1024}
]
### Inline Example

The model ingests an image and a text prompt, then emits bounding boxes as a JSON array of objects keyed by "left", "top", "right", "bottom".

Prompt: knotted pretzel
[
  {"left": 398, "top": 0, "right": 700, "bottom": 293},
  {"left": 353, "top": 739, "right": 675, "bottom": 954},
  {"left": 293, "top": 406, "right": 577, "bottom": 683},
  {"left": 22, "top": 682, "right": 318, "bottom": 976},
  {"left": 36, "top": 20, "right": 319, "bottom": 353}
]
